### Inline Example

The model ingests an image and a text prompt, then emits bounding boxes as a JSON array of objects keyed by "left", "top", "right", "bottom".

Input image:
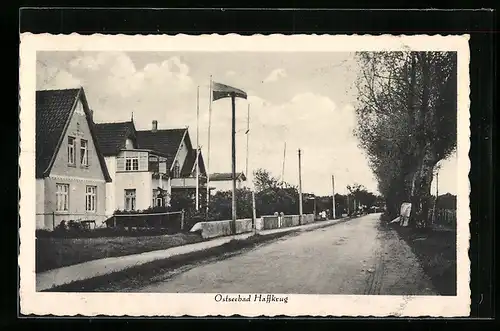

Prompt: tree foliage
[{"left": 354, "top": 51, "right": 457, "bottom": 226}]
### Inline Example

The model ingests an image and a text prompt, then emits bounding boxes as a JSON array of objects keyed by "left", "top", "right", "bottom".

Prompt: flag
[{"left": 212, "top": 81, "right": 247, "bottom": 101}]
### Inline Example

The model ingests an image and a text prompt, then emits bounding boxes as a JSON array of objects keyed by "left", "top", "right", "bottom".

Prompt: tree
[
  {"left": 252, "top": 168, "right": 300, "bottom": 216},
  {"left": 346, "top": 183, "right": 379, "bottom": 214},
  {"left": 209, "top": 188, "right": 253, "bottom": 220},
  {"left": 253, "top": 168, "right": 280, "bottom": 192},
  {"left": 354, "top": 51, "right": 457, "bottom": 227}
]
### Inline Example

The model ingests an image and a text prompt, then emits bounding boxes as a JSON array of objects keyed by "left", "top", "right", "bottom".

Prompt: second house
[{"left": 95, "top": 119, "right": 207, "bottom": 215}]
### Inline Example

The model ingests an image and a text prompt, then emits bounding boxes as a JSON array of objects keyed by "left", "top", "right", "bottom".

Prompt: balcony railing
[{"left": 171, "top": 176, "right": 207, "bottom": 188}]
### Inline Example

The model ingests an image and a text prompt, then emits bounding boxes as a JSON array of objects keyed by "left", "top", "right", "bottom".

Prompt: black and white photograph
[{"left": 19, "top": 34, "right": 470, "bottom": 317}]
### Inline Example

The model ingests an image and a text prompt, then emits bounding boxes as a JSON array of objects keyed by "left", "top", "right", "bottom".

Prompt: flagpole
[
  {"left": 231, "top": 92, "right": 237, "bottom": 235},
  {"left": 196, "top": 86, "right": 200, "bottom": 211},
  {"left": 245, "top": 104, "right": 250, "bottom": 179},
  {"left": 206, "top": 76, "right": 213, "bottom": 220}
]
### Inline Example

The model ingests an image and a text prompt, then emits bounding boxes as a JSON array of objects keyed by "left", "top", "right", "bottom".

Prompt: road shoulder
[{"left": 374, "top": 223, "right": 437, "bottom": 296}]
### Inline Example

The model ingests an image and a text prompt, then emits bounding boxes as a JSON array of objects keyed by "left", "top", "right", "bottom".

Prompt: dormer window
[{"left": 173, "top": 160, "right": 180, "bottom": 178}]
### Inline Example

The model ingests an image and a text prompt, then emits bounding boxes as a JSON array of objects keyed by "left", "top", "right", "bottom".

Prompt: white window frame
[
  {"left": 80, "top": 139, "right": 89, "bottom": 166},
  {"left": 56, "top": 183, "right": 69, "bottom": 212},
  {"left": 125, "top": 157, "right": 139, "bottom": 171},
  {"left": 124, "top": 189, "right": 136, "bottom": 211},
  {"left": 67, "top": 136, "right": 76, "bottom": 165},
  {"left": 85, "top": 185, "right": 97, "bottom": 212}
]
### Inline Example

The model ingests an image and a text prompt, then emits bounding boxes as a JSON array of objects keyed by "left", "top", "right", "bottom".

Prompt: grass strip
[{"left": 44, "top": 230, "right": 298, "bottom": 292}]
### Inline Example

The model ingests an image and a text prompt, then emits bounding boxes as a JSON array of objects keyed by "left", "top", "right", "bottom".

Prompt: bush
[{"left": 36, "top": 226, "right": 181, "bottom": 239}]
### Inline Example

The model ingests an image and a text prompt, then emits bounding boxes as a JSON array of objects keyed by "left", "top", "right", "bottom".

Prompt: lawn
[
  {"left": 394, "top": 225, "right": 457, "bottom": 296},
  {"left": 36, "top": 232, "right": 204, "bottom": 273}
]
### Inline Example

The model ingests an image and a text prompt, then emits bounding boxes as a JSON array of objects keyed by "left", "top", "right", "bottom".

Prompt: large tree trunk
[
  {"left": 408, "top": 52, "right": 436, "bottom": 228},
  {"left": 409, "top": 145, "right": 438, "bottom": 228}
]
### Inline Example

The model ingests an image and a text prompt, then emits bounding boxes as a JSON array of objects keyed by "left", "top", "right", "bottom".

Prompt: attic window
[{"left": 173, "top": 160, "right": 180, "bottom": 178}]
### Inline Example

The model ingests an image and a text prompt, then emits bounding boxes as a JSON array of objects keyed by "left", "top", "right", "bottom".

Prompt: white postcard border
[{"left": 19, "top": 33, "right": 471, "bottom": 317}]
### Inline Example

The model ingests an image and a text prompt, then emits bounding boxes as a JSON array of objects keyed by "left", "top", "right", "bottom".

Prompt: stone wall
[{"left": 190, "top": 218, "right": 253, "bottom": 239}]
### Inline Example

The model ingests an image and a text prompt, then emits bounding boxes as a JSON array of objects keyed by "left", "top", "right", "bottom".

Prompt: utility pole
[
  {"left": 206, "top": 76, "right": 213, "bottom": 220},
  {"left": 231, "top": 92, "right": 237, "bottom": 235},
  {"left": 245, "top": 104, "right": 250, "bottom": 179},
  {"left": 298, "top": 149, "right": 303, "bottom": 224},
  {"left": 331, "top": 175, "right": 336, "bottom": 219},
  {"left": 347, "top": 193, "right": 350, "bottom": 216},
  {"left": 281, "top": 142, "right": 286, "bottom": 183},
  {"left": 252, "top": 190, "right": 257, "bottom": 233},
  {"left": 433, "top": 168, "right": 440, "bottom": 224},
  {"left": 436, "top": 170, "right": 439, "bottom": 200}
]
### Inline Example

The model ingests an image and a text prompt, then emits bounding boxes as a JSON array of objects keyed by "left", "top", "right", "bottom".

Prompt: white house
[
  {"left": 209, "top": 172, "right": 247, "bottom": 193},
  {"left": 94, "top": 120, "right": 207, "bottom": 215}
]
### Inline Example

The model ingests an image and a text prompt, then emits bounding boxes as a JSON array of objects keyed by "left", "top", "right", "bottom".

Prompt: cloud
[
  {"left": 431, "top": 152, "right": 457, "bottom": 195},
  {"left": 36, "top": 65, "right": 81, "bottom": 90},
  {"left": 203, "top": 91, "right": 377, "bottom": 195},
  {"left": 37, "top": 52, "right": 195, "bottom": 127},
  {"left": 36, "top": 52, "right": 378, "bottom": 195},
  {"left": 263, "top": 68, "right": 287, "bottom": 83},
  {"left": 225, "top": 70, "right": 236, "bottom": 77}
]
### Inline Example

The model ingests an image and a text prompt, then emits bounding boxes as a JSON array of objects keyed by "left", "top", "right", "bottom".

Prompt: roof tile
[
  {"left": 136, "top": 128, "right": 187, "bottom": 171},
  {"left": 36, "top": 88, "right": 80, "bottom": 178},
  {"left": 94, "top": 121, "right": 136, "bottom": 156}
]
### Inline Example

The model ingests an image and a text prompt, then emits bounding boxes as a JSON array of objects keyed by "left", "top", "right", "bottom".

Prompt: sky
[{"left": 36, "top": 51, "right": 457, "bottom": 196}]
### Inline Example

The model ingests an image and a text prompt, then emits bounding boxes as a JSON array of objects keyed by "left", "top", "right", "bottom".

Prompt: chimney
[
  {"left": 89, "top": 109, "right": 94, "bottom": 122},
  {"left": 152, "top": 120, "right": 158, "bottom": 132}
]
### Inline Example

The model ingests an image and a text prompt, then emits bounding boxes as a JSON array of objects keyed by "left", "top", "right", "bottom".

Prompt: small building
[
  {"left": 35, "top": 87, "right": 112, "bottom": 230},
  {"left": 94, "top": 120, "right": 207, "bottom": 214},
  {"left": 209, "top": 172, "right": 247, "bottom": 192}
]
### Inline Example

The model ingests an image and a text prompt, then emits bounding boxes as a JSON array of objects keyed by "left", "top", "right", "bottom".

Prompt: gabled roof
[
  {"left": 94, "top": 121, "right": 137, "bottom": 156},
  {"left": 209, "top": 172, "right": 247, "bottom": 182},
  {"left": 181, "top": 148, "right": 207, "bottom": 177},
  {"left": 35, "top": 87, "right": 112, "bottom": 182},
  {"left": 136, "top": 128, "right": 188, "bottom": 171}
]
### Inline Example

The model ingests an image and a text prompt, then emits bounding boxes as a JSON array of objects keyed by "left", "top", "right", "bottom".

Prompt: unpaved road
[{"left": 134, "top": 213, "right": 436, "bottom": 295}]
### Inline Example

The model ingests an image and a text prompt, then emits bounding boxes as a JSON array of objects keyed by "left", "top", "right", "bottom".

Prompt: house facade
[
  {"left": 209, "top": 172, "right": 247, "bottom": 193},
  {"left": 35, "top": 87, "right": 112, "bottom": 230},
  {"left": 94, "top": 120, "right": 207, "bottom": 215}
]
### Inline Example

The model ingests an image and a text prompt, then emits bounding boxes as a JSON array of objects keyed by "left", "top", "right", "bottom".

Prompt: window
[
  {"left": 125, "top": 157, "right": 139, "bottom": 171},
  {"left": 56, "top": 184, "right": 69, "bottom": 211},
  {"left": 173, "top": 160, "right": 180, "bottom": 178},
  {"left": 124, "top": 189, "right": 136, "bottom": 211},
  {"left": 80, "top": 139, "right": 89, "bottom": 166},
  {"left": 153, "top": 189, "right": 164, "bottom": 207},
  {"left": 67, "top": 137, "right": 76, "bottom": 165},
  {"left": 86, "top": 186, "right": 96, "bottom": 212}
]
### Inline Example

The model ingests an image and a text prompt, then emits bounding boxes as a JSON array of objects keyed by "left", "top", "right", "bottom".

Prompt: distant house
[
  {"left": 94, "top": 120, "right": 207, "bottom": 214},
  {"left": 35, "top": 87, "right": 112, "bottom": 230},
  {"left": 209, "top": 172, "right": 247, "bottom": 192}
]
